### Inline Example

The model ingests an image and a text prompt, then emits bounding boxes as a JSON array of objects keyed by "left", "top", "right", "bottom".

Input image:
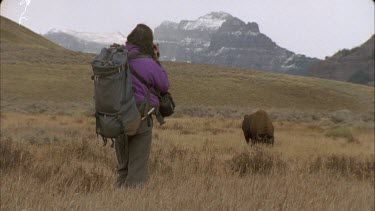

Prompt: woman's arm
[{"left": 150, "top": 61, "right": 170, "bottom": 93}]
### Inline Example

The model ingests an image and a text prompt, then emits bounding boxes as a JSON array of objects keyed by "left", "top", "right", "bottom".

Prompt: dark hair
[{"left": 126, "top": 24, "right": 154, "bottom": 58}]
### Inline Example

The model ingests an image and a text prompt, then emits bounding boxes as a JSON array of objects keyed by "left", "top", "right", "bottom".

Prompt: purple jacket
[{"left": 125, "top": 43, "right": 170, "bottom": 107}]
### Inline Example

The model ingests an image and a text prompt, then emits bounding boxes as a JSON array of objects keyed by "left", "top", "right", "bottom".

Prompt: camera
[{"left": 153, "top": 43, "right": 160, "bottom": 59}]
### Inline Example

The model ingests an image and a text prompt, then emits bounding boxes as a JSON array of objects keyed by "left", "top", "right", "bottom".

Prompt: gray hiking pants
[{"left": 114, "top": 118, "right": 152, "bottom": 188}]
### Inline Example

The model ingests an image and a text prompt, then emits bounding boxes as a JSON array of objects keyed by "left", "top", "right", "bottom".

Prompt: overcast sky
[{"left": 1, "top": 0, "right": 374, "bottom": 59}]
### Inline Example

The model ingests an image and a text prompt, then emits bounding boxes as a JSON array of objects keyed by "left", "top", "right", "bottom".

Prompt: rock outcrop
[{"left": 155, "top": 12, "right": 319, "bottom": 75}]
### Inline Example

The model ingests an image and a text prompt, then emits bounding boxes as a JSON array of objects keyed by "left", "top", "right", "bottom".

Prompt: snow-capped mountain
[
  {"left": 180, "top": 12, "right": 232, "bottom": 31},
  {"left": 43, "top": 12, "right": 319, "bottom": 75},
  {"left": 155, "top": 11, "right": 319, "bottom": 75},
  {"left": 44, "top": 29, "right": 126, "bottom": 53}
]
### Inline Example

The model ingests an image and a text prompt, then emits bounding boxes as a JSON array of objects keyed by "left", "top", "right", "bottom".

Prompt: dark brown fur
[{"left": 242, "top": 110, "right": 274, "bottom": 145}]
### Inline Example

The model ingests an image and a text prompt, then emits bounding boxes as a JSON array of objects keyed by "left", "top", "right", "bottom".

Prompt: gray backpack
[{"left": 91, "top": 44, "right": 141, "bottom": 147}]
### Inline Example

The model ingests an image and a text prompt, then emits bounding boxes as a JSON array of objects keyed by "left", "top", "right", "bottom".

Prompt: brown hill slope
[
  {"left": 0, "top": 16, "right": 93, "bottom": 64},
  {"left": 309, "top": 35, "right": 374, "bottom": 86},
  {"left": 1, "top": 16, "right": 374, "bottom": 115}
]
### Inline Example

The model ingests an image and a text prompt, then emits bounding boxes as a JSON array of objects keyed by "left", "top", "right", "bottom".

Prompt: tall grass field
[{"left": 1, "top": 113, "right": 374, "bottom": 210}]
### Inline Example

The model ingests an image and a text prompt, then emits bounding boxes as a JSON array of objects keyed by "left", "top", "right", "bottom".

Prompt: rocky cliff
[{"left": 155, "top": 12, "right": 319, "bottom": 75}]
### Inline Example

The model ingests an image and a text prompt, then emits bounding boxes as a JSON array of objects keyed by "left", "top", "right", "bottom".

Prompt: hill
[
  {"left": 1, "top": 16, "right": 374, "bottom": 118},
  {"left": 309, "top": 35, "right": 375, "bottom": 86},
  {"left": 0, "top": 16, "right": 93, "bottom": 65}
]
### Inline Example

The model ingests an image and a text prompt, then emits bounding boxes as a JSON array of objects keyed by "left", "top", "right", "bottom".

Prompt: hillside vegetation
[
  {"left": 309, "top": 35, "right": 375, "bottom": 86},
  {"left": 0, "top": 16, "right": 93, "bottom": 65}
]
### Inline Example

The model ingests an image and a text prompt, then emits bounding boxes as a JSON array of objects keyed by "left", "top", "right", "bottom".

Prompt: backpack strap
[
  {"left": 128, "top": 65, "right": 160, "bottom": 97},
  {"left": 128, "top": 53, "right": 153, "bottom": 61},
  {"left": 127, "top": 53, "right": 155, "bottom": 87}
]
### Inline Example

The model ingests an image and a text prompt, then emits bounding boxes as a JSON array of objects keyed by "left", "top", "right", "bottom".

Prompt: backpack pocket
[
  {"left": 96, "top": 113, "right": 122, "bottom": 138},
  {"left": 94, "top": 70, "right": 124, "bottom": 113},
  {"left": 96, "top": 109, "right": 141, "bottom": 138},
  {"left": 120, "top": 103, "right": 141, "bottom": 136}
]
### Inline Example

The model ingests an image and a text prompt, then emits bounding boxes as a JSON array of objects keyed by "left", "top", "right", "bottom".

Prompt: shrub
[
  {"left": 229, "top": 147, "right": 286, "bottom": 176},
  {"left": 309, "top": 155, "right": 374, "bottom": 181},
  {"left": 0, "top": 138, "right": 32, "bottom": 171},
  {"left": 325, "top": 127, "right": 358, "bottom": 143}
]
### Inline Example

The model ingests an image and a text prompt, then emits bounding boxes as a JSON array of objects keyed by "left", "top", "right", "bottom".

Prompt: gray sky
[{"left": 1, "top": 0, "right": 374, "bottom": 59}]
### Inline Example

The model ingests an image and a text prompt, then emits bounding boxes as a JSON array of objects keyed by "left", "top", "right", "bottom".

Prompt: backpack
[{"left": 91, "top": 44, "right": 141, "bottom": 147}]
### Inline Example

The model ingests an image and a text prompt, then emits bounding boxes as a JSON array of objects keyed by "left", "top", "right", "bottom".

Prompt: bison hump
[{"left": 249, "top": 110, "right": 274, "bottom": 136}]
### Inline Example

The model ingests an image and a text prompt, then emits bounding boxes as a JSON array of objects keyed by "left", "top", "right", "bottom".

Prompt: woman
[{"left": 115, "top": 24, "right": 170, "bottom": 188}]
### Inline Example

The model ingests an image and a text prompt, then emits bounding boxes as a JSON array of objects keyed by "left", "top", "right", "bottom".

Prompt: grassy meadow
[
  {"left": 1, "top": 113, "right": 374, "bottom": 210},
  {"left": 2, "top": 61, "right": 375, "bottom": 114}
]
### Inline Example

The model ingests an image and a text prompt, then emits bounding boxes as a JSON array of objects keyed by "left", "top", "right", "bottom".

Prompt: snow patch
[
  {"left": 181, "top": 37, "right": 194, "bottom": 45},
  {"left": 246, "top": 31, "right": 259, "bottom": 36},
  {"left": 230, "top": 30, "right": 259, "bottom": 37},
  {"left": 281, "top": 54, "right": 300, "bottom": 69},
  {"left": 160, "top": 21, "right": 178, "bottom": 28},
  {"left": 183, "top": 18, "right": 226, "bottom": 30},
  {"left": 281, "top": 64, "right": 297, "bottom": 69},
  {"left": 211, "top": 47, "right": 237, "bottom": 56},
  {"left": 181, "top": 12, "right": 232, "bottom": 31},
  {"left": 284, "top": 54, "right": 296, "bottom": 64}
]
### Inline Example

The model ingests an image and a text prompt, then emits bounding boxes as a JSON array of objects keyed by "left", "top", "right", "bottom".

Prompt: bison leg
[
  {"left": 245, "top": 134, "right": 250, "bottom": 144},
  {"left": 251, "top": 138, "right": 256, "bottom": 145},
  {"left": 270, "top": 136, "right": 274, "bottom": 146},
  {"left": 264, "top": 136, "right": 274, "bottom": 146},
  {"left": 255, "top": 134, "right": 263, "bottom": 145}
]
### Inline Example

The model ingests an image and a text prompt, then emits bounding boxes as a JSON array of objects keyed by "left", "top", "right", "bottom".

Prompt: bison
[{"left": 242, "top": 110, "right": 274, "bottom": 145}]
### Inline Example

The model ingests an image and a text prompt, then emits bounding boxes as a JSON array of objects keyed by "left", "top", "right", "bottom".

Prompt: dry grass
[
  {"left": 1, "top": 113, "right": 374, "bottom": 210},
  {"left": 325, "top": 127, "right": 359, "bottom": 143}
]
